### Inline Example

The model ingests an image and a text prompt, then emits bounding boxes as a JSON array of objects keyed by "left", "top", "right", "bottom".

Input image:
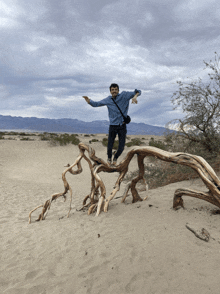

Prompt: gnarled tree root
[{"left": 29, "top": 144, "right": 220, "bottom": 223}]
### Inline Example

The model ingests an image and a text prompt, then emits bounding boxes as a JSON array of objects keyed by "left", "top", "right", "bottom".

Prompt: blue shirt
[{"left": 89, "top": 89, "right": 141, "bottom": 125}]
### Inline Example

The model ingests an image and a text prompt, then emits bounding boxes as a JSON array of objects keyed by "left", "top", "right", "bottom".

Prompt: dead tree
[{"left": 29, "top": 143, "right": 220, "bottom": 223}]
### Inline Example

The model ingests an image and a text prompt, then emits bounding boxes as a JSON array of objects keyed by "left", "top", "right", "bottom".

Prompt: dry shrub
[
  {"left": 123, "top": 132, "right": 220, "bottom": 189},
  {"left": 144, "top": 160, "right": 198, "bottom": 189},
  {"left": 124, "top": 159, "right": 198, "bottom": 189}
]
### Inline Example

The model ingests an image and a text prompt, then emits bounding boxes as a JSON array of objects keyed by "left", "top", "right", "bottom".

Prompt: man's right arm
[
  {"left": 82, "top": 96, "right": 90, "bottom": 104},
  {"left": 82, "top": 96, "right": 108, "bottom": 107}
]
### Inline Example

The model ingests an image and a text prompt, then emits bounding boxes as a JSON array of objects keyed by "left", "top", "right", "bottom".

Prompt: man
[{"left": 83, "top": 83, "right": 141, "bottom": 166}]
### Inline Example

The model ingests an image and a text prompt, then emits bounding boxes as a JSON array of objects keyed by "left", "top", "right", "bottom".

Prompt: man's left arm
[
  {"left": 122, "top": 89, "right": 141, "bottom": 103},
  {"left": 131, "top": 89, "right": 141, "bottom": 104},
  {"left": 130, "top": 89, "right": 141, "bottom": 104}
]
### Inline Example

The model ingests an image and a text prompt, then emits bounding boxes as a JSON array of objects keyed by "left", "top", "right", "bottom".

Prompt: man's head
[{"left": 109, "top": 83, "right": 119, "bottom": 98}]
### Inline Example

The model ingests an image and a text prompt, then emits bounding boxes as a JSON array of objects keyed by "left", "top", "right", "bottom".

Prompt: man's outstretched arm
[
  {"left": 131, "top": 89, "right": 141, "bottom": 104},
  {"left": 82, "top": 96, "right": 90, "bottom": 104},
  {"left": 131, "top": 92, "right": 139, "bottom": 104},
  {"left": 82, "top": 96, "right": 108, "bottom": 107}
]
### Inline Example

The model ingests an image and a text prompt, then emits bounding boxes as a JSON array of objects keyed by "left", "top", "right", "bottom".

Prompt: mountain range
[{"left": 0, "top": 115, "right": 168, "bottom": 135}]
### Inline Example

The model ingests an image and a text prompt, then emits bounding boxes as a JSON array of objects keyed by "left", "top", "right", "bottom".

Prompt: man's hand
[
  {"left": 131, "top": 92, "right": 139, "bottom": 104},
  {"left": 82, "top": 96, "right": 90, "bottom": 104}
]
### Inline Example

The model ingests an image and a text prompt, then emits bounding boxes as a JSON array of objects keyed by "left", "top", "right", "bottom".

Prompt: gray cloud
[{"left": 1, "top": 0, "right": 220, "bottom": 127}]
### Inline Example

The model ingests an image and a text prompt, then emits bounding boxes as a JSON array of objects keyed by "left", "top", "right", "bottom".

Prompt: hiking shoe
[{"left": 112, "top": 158, "right": 117, "bottom": 166}]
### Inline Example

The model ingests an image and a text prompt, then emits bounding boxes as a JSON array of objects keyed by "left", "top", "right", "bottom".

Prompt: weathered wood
[
  {"left": 186, "top": 223, "right": 210, "bottom": 242},
  {"left": 29, "top": 144, "right": 220, "bottom": 223}
]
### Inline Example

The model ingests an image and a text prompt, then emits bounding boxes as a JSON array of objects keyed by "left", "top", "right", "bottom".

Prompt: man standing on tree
[{"left": 83, "top": 83, "right": 141, "bottom": 166}]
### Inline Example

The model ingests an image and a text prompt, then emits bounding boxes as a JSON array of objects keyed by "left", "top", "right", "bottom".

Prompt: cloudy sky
[{"left": 1, "top": 0, "right": 220, "bottom": 127}]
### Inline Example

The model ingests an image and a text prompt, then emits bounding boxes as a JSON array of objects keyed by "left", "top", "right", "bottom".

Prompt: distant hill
[{"left": 0, "top": 115, "right": 169, "bottom": 135}]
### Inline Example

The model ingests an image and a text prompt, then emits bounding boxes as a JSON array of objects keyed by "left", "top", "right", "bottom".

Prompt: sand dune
[{"left": 1, "top": 135, "right": 220, "bottom": 294}]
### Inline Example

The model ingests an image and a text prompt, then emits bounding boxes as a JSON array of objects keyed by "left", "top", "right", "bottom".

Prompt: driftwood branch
[
  {"left": 29, "top": 144, "right": 220, "bottom": 223},
  {"left": 186, "top": 223, "right": 210, "bottom": 242}
]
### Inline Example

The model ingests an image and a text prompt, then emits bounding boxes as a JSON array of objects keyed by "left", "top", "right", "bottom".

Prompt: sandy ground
[{"left": 1, "top": 134, "right": 220, "bottom": 294}]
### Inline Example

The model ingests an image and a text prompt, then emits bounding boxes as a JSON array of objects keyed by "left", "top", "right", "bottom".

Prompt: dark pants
[{"left": 107, "top": 124, "right": 127, "bottom": 160}]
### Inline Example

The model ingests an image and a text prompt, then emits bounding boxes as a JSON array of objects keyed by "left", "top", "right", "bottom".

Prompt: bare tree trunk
[{"left": 29, "top": 144, "right": 220, "bottom": 223}]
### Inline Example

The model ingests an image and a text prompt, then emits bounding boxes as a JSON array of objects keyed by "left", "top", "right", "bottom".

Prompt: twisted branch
[{"left": 29, "top": 143, "right": 220, "bottom": 223}]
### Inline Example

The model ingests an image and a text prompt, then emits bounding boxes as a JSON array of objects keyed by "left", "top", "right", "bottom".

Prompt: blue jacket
[{"left": 89, "top": 89, "right": 141, "bottom": 125}]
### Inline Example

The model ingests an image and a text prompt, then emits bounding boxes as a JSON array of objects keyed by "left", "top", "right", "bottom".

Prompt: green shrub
[
  {"left": 101, "top": 137, "right": 144, "bottom": 148},
  {"left": 102, "top": 138, "right": 118, "bottom": 150},
  {"left": 125, "top": 138, "right": 144, "bottom": 147},
  {"left": 89, "top": 139, "right": 99, "bottom": 143},
  {"left": 148, "top": 137, "right": 167, "bottom": 150},
  {"left": 50, "top": 133, "right": 80, "bottom": 146},
  {"left": 7, "top": 132, "right": 18, "bottom": 135},
  {"left": 20, "top": 137, "right": 33, "bottom": 141},
  {"left": 39, "top": 133, "right": 51, "bottom": 141},
  {"left": 19, "top": 132, "right": 31, "bottom": 136},
  {"left": 38, "top": 132, "right": 80, "bottom": 146},
  {"left": 102, "top": 138, "right": 108, "bottom": 146}
]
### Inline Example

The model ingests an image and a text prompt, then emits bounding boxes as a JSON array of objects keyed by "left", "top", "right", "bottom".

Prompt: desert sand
[{"left": 1, "top": 134, "right": 220, "bottom": 294}]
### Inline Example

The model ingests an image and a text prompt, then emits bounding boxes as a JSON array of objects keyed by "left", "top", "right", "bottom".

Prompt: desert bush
[
  {"left": 50, "top": 133, "right": 80, "bottom": 146},
  {"left": 163, "top": 130, "right": 220, "bottom": 164},
  {"left": 146, "top": 160, "right": 198, "bottom": 189},
  {"left": 148, "top": 137, "right": 168, "bottom": 150},
  {"left": 20, "top": 137, "right": 33, "bottom": 141},
  {"left": 19, "top": 132, "right": 32, "bottom": 136},
  {"left": 125, "top": 138, "right": 144, "bottom": 147},
  {"left": 7, "top": 132, "right": 18, "bottom": 135},
  {"left": 102, "top": 138, "right": 119, "bottom": 150},
  {"left": 89, "top": 139, "right": 99, "bottom": 143},
  {"left": 168, "top": 53, "right": 220, "bottom": 155},
  {"left": 101, "top": 137, "right": 144, "bottom": 149},
  {"left": 102, "top": 137, "right": 108, "bottom": 147},
  {"left": 39, "top": 132, "right": 80, "bottom": 146},
  {"left": 123, "top": 158, "right": 198, "bottom": 189},
  {"left": 39, "top": 133, "right": 51, "bottom": 141},
  {"left": 123, "top": 132, "right": 220, "bottom": 189}
]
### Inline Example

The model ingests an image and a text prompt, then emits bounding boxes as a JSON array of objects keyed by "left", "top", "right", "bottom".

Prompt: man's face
[{"left": 110, "top": 87, "right": 119, "bottom": 98}]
